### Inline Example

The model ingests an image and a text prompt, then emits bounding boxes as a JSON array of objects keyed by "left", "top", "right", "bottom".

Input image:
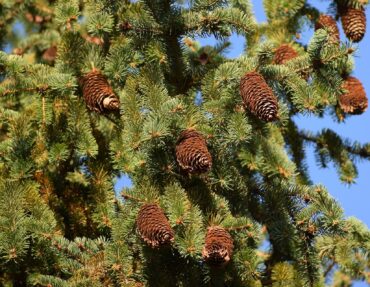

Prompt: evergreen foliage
[{"left": 0, "top": 0, "right": 369, "bottom": 286}]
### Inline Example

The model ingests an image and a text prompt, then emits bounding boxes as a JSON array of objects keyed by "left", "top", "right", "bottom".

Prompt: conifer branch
[
  {"left": 143, "top": 0, "right": 188, "bottom": 94},
  {"left": 299, "top": 129, "right": 370, "bottom": 159},
  {"left": 0, "top": 85, "right": 49, "bottom": 97},
  {"left": 42, "top": 96, "right": 46, "bottom": 129},
  {"left": 0, "top": 0, "right": 369, "bottom": 285},
  {"left": 121, "top": 192, "right": 145, "bottom": 204},
  {"left": 323, "top": 259, "right": 336, "bottom": 277},
  {"left": 225, "top": 223, "right": 252, "bottom": 231}
]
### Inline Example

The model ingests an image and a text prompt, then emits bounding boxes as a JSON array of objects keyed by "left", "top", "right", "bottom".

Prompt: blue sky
[{"left": 114, "top": 1, "right": 370, "bottom": 285}]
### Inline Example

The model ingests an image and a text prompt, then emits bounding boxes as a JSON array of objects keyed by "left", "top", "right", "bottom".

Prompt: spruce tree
[{"left": 0, "top": 0, "right": 369, "bottom": 286}]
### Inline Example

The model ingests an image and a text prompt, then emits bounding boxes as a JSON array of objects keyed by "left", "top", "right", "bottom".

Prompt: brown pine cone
[
  {"left": 175, "top": 129, "right": 212, "bottom": 174},
  {"left": 340, "top": 7, "right": 366, "bottom": 42},
  {"left": 42, "top": 46, "right": 57, "bottom": 63},
  {"left": 315, "top": 14, "right": 340, "bottom": 43},
  {"left": 120, "top": 21, "right": 133, "bottom": 32},
  {"left": 239, "top": 72, "right": 278, "bottom": 122},
  {"left": 136, "top": 203, "right": 174, "bottom": 248},
  {"left": 80, "top": 70, "right": 120, "bottom": 113},
  {"left": 339, "top": 76, "right": 368, "bottom": 114},
  {"left": 273, "top": 44, "right": 299, "bottom": 65},
  {"left": 202, "top": 226, "right": 234, "bottom": 267},
  {"left": 274, "top": 45, "right": 310, "bottom": 80}
]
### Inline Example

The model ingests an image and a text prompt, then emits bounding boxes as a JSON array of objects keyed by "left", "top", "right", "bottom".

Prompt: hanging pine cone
[
  {"left": 273, "top": 44, "right": 299, "bottom": 65},
  {"left": 202, "top": 226, "right": 234, "bottom": 267},
  {"left": 315, "top": 14, "right": 340, "bottom": 43},
  {"left": 340, "top": 7, "right": 366, "bottom": 42},
  {"left": 339, "top": 76, "right": 368, "bottom": 114},
  {"left": 239, "top": 72, "right": 278, "bottom": 122},
  {"left": 136, "top": 203, "right": 175, "bottom": 248},
  {"left": 175, "top": 129, "right": 212, "bottom": 174},
  {"left": 42, "top": 46, "right": 57, "bottom": 63},
  {"left": 80, "top": 70, "right": 120, "bottom": 113}
]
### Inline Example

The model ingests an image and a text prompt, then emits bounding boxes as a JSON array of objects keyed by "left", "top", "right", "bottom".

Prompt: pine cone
[
  {"left": 175, "top": 129, "right": 212, "bottom": 174},
  {"left": 239, "top": 72, "right": 278, "bottom": 122},
  {"left": 202, "top": 226, "right": 234, "bottom": 267},
  {"left": 80, "top": 70, "right": 120, "bottom": 113},
  {"left": 136, "top": 203, "right": 174, "bottom": 248},
  {"left": 339, "top": 76, "right": 368, "bottom": 114},
  {"left": 273, "top": 44, "right": 299, "bottom": 65},
  {"left": 340, "top": 7, "right": 366, "bottom": 42},
  {"left": 42, "top": 46, "right": 57, "bottom": 63},
  {"left": 274, "top": 45, "right": 310, "bottom": 80},
  {"left": 315, "top": 14, "right": 340, "bottom": 43}
]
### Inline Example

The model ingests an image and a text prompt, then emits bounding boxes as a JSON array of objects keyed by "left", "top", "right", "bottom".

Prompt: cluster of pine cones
[
  {"left": 315, "top": 2, "right": 366, "bottom": 43},
  {"left": 79, "top": 0, "right": 367, "bottom": 118},
  {"left": 312, "top": 4, "right": 368, "bottom": 115},
  {"left": 77, "top": 2, "right": 368, "bottom": 267},
  {"left": 238, "top": 1, "right": 368, "bottom": 122},
  {"left": 136, "top": 203, "right": 234, "bottom": 267},
  {"left": 134, "top": 128, "right": 226, "bottom": 267}
]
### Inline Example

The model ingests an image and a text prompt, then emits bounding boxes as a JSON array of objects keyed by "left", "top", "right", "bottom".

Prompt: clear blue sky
[{"left": 114, "top": 1, "right": 370, "bottom": 285}]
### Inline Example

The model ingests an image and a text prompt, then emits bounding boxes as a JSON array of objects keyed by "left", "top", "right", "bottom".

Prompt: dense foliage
[{"left": 0, "top": 0, "right": 369, "bottom": 286}]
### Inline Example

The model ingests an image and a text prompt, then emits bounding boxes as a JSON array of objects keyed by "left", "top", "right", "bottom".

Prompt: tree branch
[{"left": 299, "top": 129, "right": 370, "bottom": 159}]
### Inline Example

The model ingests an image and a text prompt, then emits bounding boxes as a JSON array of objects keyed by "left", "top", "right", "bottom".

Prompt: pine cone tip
[
  {"left": 103, "top": 95, "right": 120, "bottom": 111},
  {"left": 81, "top": 70, "right": 120, "bottom": 114}
]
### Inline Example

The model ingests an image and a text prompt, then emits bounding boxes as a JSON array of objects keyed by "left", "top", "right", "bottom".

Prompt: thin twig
[
  {"left": 103, "top": 113, "right": 123, "bottom": 128},
  {"left": 42, "top": 96, "right": 46, "bottom": 129},
  {"left": 0, "top": 85, "right": 49, "bottom": 97},
  {"left": 323, "top": 260, "right": 336, "bottom": 278},
  {"left": 225, "top": 223, "right": 253, "bottom": 232},
  {"left": 121, "top": 192, "right": 144, "bottom": 204},
  {"left": 299, "top": 130, "right": 370, "bottom": 159}
]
